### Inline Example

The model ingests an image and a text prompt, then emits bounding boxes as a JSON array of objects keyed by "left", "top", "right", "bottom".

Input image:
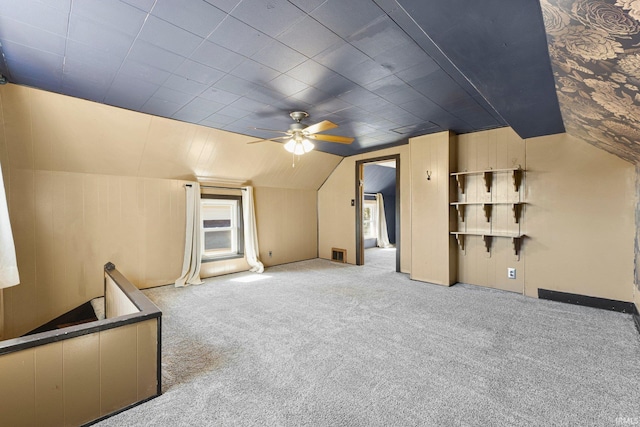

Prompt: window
[
  {"left": 363, "top": 200, "right": 377, "bottom": 240},
  {"left": 201, "top": 195, "right": 243, "bottom": 260}
]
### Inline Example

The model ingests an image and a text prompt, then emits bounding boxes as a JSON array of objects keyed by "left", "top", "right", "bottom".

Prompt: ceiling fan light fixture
[
  {"left": 284, "top": 138, "right": 296, "bottom": 153},
  {"left": 302, "top": 139, "right": 314, "bottom": 152},
  {"left": 293, "top": 141, "right": 305, "bottom": 155}
]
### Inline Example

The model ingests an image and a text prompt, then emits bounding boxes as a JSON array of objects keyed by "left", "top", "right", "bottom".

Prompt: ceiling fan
[{"left": 248, "top": 112, "right": 354, "bottom": 165}]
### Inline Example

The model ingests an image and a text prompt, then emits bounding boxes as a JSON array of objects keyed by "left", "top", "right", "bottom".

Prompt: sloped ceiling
[
  {"left": 542, "top": 0, "right": 640, "bottom": 164},
  {"left": 0, "top": 0, "right": 564, "bottom": 157},
  {"left": 364, "top": 163, "right": 395, "bottom": 196},
  {"left": 0, "top": 84, "right": 342, "bottom": 190}
]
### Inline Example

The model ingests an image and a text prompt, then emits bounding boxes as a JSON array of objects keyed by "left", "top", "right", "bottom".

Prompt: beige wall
[
  {"left": 0, "top": 319, "right": 157, "bottom": 427},
  {"left": 525, "top": 133, "right": 636, "bottom": 301},
  {"left": 317, "top": 145, "right": 411, "bottom": 272},
  {"left": 319, "top": 127, "right": 636, "bottom": 305},
  {"left": 454, "top": 127, "right": 526, "bottom": 292},
  {"left": 2, "top": 171, "right": 185, "bottom": 338},
  {"left": 255, "top": 186, "right": 319, "bottom": 267},
  {"left": 410, "top": 131, "right": 456, "bottom": 285},
  {"left": 0, "top": 84, "right": 341, "bottom": 188},
  {"left": 0, "top": 84, "right": 341, "bottom": 338}
]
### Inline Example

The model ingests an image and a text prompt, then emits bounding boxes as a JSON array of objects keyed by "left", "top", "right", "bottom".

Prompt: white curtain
[
  {"left": 376, "top": 193, "right": 392, "bottom": 248},
  {"left": 242, "top": 186, "right": 264, "bottom": 273},
  {"left": 0, "top": 162, "right": 19, "bottom": 289},
  {"left": 175, "top": 182, "right": 204, "bottom": 287}
]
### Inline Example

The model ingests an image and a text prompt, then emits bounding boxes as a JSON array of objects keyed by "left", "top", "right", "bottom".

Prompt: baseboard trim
[
  {"left": 538, "top": 289, "right": 635, "bottom": 313},
  {"left": 633, "top": 305, "right": 640, "bottom": 336}
]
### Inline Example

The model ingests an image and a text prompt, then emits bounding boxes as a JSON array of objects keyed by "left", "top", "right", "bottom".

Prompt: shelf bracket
[
  {"left": 512, "top": 236, "right": 523, "bottom": 258},
  {"left": 483, "top": 171, "right": 492, "bottom": 193},
  {"left": 455, "top": 204, "right": 466, "bottom": 222},
  {"left": 512, "top": 203, "right": 523, "bottom": 224},
  {"left": 512, "top": 168, "right": 522, "bottom": 192},
  {"left": 455, "top": 174, "right": 466, "bottom": 194},
  {"left": 453, "top": 233, "right": 465, "bottom": 251},
  {"left": 482, "top": 203, "right": 492, "bottom": 222},
  {"left": 482, "top": 235, "right": 492, "bottom": 253}
]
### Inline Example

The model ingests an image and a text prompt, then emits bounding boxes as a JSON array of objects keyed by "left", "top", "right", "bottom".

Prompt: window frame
[
  {"left": 363, "top": 199, "right": 378, "bottom": 240},
  {"left": 201, "top": 194, "right": 244, "bottom": 262}
]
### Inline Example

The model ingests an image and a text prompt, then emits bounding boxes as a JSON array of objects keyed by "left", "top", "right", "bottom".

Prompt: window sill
[{"left": 201, "top": 254, "right": 245, "bottom": 264}]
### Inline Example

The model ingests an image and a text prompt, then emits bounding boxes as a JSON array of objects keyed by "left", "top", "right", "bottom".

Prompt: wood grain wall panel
[
  {"left": 0, "top": 84, "right": 341, "bottom": 191},
  {"left": 318, "top": 158, "right": 355, "bottom": 263},
  {"left": 318, "top": 146, "right": 410, "bottom": 270},
  {"left": 410, "top": 131, "right": 453, "bottom": 286},
  {"left": 100, "top": 324, "right": 138, "bottom": 416},
  {"left": 0, "top": 320, "right": 159, "bottom": 426},
  {"left": 63, "top": 332, "right": 100, "bottom": 426},
  {"left": 137, "top": 319, "right": 159, "bottom": 401},
  {"left": 0, "top": 348, "right": 36, "bottom": 427},
  {"left": 1, "top": 85, "right": 33, "bottom": 171},
  {"left": 525, "top": 133, "right": 635, "bottom": 301},
  {"left": 2, "top": 171, "right": 186, "bottom": 338},
  {"left": 255, "top": 186, "right": 318, "bottom": 266},
  {"left": 35, "top": 342, "right": 64, "bottom": 427},
  {"left": 6, "top": 170, "right": 37, "bottom": 337},
  {"left": 454, "top": 128, "right": 525, "bottom": 293}
]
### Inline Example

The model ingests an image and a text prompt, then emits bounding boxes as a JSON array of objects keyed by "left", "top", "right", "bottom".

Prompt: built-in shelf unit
[{"left": 450, "top": 167, "right": 525, "bottom": 256}]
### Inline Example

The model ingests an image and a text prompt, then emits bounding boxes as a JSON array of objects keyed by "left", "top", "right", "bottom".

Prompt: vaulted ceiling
[
  {"left": 0, "top": 0, "right": 569, "bottom": 157},
  {"left": 1, "top": 1, "right": 636, "bottom": 163}
]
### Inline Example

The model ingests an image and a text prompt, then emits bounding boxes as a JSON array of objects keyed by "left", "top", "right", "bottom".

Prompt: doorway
[{"left": 355, "top": 154, "right": 400, "bottom": 272}]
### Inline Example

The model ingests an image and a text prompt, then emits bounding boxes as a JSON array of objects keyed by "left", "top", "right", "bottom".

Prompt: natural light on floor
[{"left": 230, "top": 275, "right": 272, "bottom": 283}]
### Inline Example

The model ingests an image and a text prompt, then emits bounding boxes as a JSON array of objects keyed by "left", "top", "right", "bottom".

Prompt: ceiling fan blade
[
  {"left": 303, "top": 120, "right": 338, "bottom": 135},
  {"left": 307, "top": 134, "right": 354, "bottom": 144},
  {"left": 246, "top": 136, "right": 289, "bottom": 144},
  {"left": 250, "top": 127, "right": 290, "bottom": 135}
]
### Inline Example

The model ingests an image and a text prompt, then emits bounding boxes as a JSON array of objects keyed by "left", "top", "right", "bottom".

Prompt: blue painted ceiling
[
  {"left": 364, "top": 163, "right": 395, "bottom": 196},
  {"left": 0, "top": 0, "right": 563, "bottom": 156}
]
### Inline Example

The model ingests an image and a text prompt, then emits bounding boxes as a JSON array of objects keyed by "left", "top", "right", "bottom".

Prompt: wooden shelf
[
  {"left": 451, "top": 167, "right": 524, "bottom": 193},
  {"left": 450, "top": 202, "right": 525, "bottom": 223},
  {"left": 450, "top": 232, "right": 525, "bottom": 256}
]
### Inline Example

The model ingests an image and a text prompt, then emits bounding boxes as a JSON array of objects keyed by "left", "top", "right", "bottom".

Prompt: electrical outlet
[
  {"left": 507, "top": 268, "right": 516, "bottom": 279},
  {"left": 268, "top": 251, "right": 272, "bottom": 257}
]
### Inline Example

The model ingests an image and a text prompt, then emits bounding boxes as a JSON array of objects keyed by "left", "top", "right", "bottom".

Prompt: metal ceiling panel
[
  {"left": 230, "top": 0, "right": 306, "bottom": 37},
  {"left": 68, "top": 16, "right": 134, "bottom": 58},
  {"left": 0, "top": 18, "right": 66, "bottom": 56},
  {"left": 276, "top": 16, "right": 342, "bottom": 58},
  {"left": 119, "top": 59, "right": 170, "bottom": 86},
  {"left": 199, "top": 86, "right": 242, "bottom": 105},
  {"left": 232, "top": 59, "right": 280, "bottom": 84},
  {"left": 141, "top": 97, "right": 185, "bottom": 118},
  {"left": 310, "top": 0, "right": 386, "bottom": 39},
  {"left": 121, "top": 0, "right": 155, "bottom": 12},
  {"left": 0, "top": 0, "right": 70, "bottom": 35},
  {"left": 138, "top": 16, "right": 204, "bottom": 57},
  {"left": 105, "top": 74, "right": 159, "bottom": 110},
  {"left": 128, "top": 40, "right": 185, "bottom": 73},
  {"left": 190, "top": 41, "right": 245, "bottom": 73},
  {"left": 394, "top": 0, "right": 564, "bottom": 139},
  {"left": 208, "top": 16, "right": 270, "bottom": 57},
  {"left": 174, "top": 59, "right": 225, "bottom": 86},
  {"left": 251, "top": 39, "right": 306, "bottom": 73},
  {"left": 151, "top": 0, "right": 226, "bottom": 38},
  {"left": 163, "top": 75, "right": 209, "bottom": 96},
  {"left": 0, "top": 0, "right": 565, "bottom": 156},
  {"left": 72, "top": 0, "right": 146, "bottom": 37},
  {"left": 204, "top": 0, "right": 243, "bottom": 14},
  {"left": 267, "top": 74, "right": 307, "bottom": 97}
]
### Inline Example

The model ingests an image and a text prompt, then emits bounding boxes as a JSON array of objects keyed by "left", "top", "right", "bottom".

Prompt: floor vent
[{"left": 331, "top": 248, "right": 346, "bottom": 263}]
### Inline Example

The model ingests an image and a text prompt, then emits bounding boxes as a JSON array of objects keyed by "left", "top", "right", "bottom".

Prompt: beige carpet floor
[{"left": 96, "top": 257, "right": 640, "bottom": 426}]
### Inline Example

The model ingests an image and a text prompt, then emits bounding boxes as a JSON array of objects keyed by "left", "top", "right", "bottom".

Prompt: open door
[{"left": 355, "top": 154, "right": 401, "bottom": 272}]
